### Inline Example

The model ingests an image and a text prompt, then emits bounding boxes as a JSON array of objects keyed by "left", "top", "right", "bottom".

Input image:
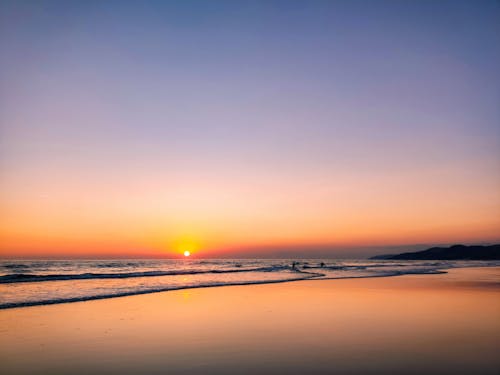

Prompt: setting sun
[{"left": 183, "top": 251, "right": 191, "bottom": 257}]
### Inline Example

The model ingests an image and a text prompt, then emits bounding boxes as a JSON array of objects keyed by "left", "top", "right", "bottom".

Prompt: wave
[
  {"left": 0, "top": 267, "right": 451, "bottom": 310},
  {"left": 302, "top": 262, "right": 447, "bottom": 270},
  {"left": 0, "top": 274, "right": 316, "bottom": 310},
  {"left": 0, "top": 261, "right": 452, "bottom": 284},
  {"left": 3, "top": 260, "right": 497, "bottom": 310},
  {"left": 2, "top": 263, "right": 31, "bottom": 269},
  {"left": 0, "top": 265, "right": 292, "bottom": 284},
  {"left": 322, "top": 268, "right": 447, "bottom": 279}
]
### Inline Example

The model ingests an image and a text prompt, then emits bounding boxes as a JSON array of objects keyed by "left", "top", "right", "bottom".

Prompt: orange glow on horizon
[{"left": 0, "top": 163, "right": 499, "bottom": 258}]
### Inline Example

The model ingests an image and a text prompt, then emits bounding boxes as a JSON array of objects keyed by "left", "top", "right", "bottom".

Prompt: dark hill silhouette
[{"left": 371, "top": 244, "right": 500, "bottom": 260}]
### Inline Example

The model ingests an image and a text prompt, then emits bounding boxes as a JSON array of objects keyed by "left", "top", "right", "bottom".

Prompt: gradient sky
[{"left": 1, "top": 0, "right": 499, "bottom": 258}]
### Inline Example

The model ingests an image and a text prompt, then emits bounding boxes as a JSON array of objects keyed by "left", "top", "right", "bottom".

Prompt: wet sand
[{"left": 1, "top": 267, "right": 499, "bottom": 375}]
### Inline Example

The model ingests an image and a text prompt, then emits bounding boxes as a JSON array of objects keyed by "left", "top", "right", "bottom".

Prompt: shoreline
[
  {"left": 1, "top": 267, "right": 499, "bottom": 375},
  {"left": 2, "top": 264, "right": 498, "bottom": 310}
]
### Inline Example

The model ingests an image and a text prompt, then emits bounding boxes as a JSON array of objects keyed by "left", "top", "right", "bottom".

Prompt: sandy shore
[{"left": 1, "top": 267, "right": 499, "bottom": 375}]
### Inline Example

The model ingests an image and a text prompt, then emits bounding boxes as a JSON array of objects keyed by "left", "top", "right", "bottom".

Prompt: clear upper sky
[{"left": 1, "top": 0, "right": 499, "bottom": 258}]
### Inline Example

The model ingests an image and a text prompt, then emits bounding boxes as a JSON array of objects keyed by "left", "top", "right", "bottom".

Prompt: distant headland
[{"left": 371, "top": 244, "right": 500, "bottom": 260}]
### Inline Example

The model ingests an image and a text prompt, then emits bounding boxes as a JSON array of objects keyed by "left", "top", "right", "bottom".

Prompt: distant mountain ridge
[{"left": 370, "top": 244, "right": 500, "bottom": 260}]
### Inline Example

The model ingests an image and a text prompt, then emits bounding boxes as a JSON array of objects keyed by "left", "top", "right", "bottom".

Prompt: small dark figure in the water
[
  {"left": 291, "top": 262, "right": 297, "bottom": 270},
  {"left": 320, "top": 262, "right": 325, "bottom": 268}
]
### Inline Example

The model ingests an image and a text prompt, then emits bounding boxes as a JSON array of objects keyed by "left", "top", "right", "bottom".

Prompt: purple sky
[{"left": 1, "top": 1, "right": 499, "bottom": 258}]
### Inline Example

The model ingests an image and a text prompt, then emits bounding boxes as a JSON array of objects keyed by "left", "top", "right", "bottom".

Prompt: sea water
[{"left": 1, "top": 259, "right": 498, "bottom": 309}]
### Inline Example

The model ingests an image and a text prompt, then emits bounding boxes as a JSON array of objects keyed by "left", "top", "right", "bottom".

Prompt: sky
[{"left": 0, "top": 0, "right": 499, "bottom": 258}]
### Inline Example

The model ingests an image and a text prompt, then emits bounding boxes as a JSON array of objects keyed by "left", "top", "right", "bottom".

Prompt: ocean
[{"left": 1, "top": 259, "right": 498, "bottom": 309}]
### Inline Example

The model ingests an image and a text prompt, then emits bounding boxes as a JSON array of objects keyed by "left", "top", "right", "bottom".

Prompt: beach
[{"left": 1, "top": 267, "right": 499, "bottom": 375}]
